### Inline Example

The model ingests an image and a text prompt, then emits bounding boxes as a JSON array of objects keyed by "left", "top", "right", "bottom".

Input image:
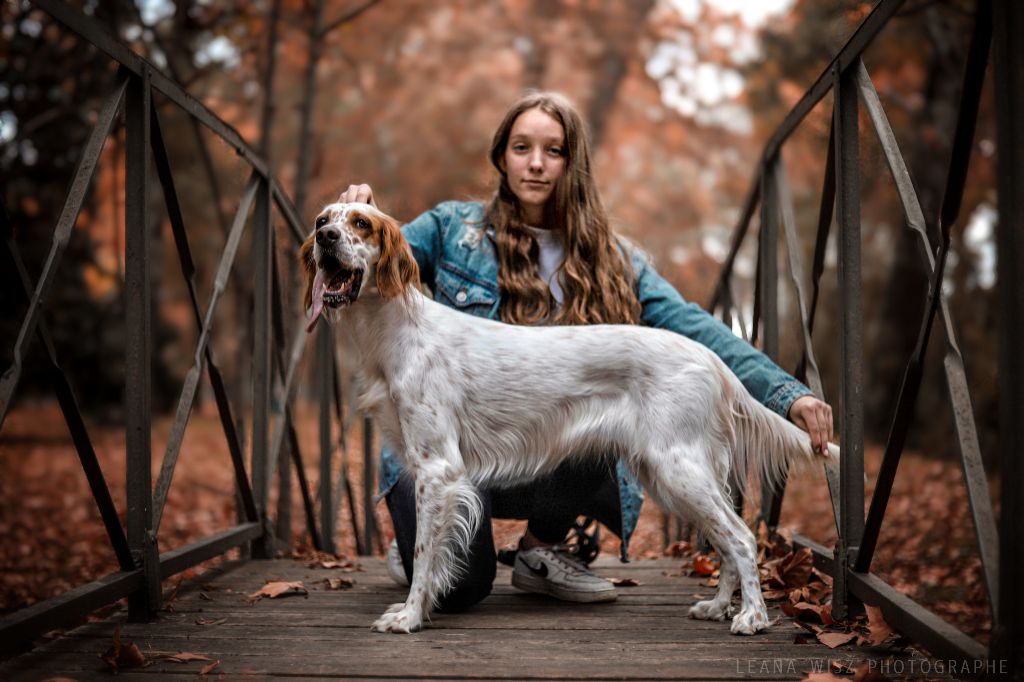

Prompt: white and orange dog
[{"left": 301, "top": 202, "right": 838, "bottom": 635}]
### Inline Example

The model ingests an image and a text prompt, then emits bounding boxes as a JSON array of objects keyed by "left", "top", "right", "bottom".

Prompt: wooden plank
[{"left": 0, "top": 559, "right": 944, "bottom": 682}]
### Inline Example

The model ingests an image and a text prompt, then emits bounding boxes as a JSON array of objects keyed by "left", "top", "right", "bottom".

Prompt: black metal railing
[
  {"left": 0, "top": 0, "right": 378, "bottom": 652},
  {"left": 707, "top": 0, "right": 1020, "bottom": 666}
]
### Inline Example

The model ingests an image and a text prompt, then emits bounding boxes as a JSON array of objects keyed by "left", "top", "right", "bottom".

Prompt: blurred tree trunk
[
  {"left": 583, "top": 1, "right": 655, "bottom": 148},
  {"left": 864, "top": 7, "right": 967, "bottom": 441}
]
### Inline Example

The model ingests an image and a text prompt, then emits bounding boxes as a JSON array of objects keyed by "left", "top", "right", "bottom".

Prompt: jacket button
[{"left": 455, "top": 290, "right": 468, "bottom": 303}]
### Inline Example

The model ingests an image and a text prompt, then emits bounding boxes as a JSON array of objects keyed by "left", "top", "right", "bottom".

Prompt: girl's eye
[
  {"left": 548, "top": 147, "right": 563, "bottom": 156},
  {"left": 315, "top": 216, "right": 328, "bottom": 228},
  {"left": 512, "top": 144, "right": 528, "bottom": 152}
]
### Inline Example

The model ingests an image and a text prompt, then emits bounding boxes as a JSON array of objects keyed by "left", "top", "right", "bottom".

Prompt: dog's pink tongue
[{"left": 306, "top": 268, "right": 327, "bottom": 333}]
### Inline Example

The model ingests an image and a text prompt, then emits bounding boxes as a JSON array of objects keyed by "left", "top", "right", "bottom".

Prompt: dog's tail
[{"left": 722, "top": 367, "right": 840, "bottom": 496}]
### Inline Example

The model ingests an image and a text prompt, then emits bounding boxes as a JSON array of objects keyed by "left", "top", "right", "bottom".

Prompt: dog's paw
[
  {"left": 689, "top": 598, "right": 731, "bottom": 621},
  {"left": 730, "top": 607, "right": 770, "bottom": 635},
  {"left": 371, "top": 607, "right": 423, "bottom": 634}
]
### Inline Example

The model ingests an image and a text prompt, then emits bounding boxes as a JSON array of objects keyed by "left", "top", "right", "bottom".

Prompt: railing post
[
  {"left": 125, "top": 69, "right": 160, "bottom": 620},
  {"left": 832, "top": 61, "right": 866, "bottom": 621},
  {"left": 318, "top": 326, "right": 337, "bottom": 554},
  {"left": 992, "top": 0, "right": 1024, "bottom": 675},
  {"left": 251, "top": 177, "right": 274, "bottom": 558},
  {"left": 758, "top": 159, "right": 784, "bottom": 527}
]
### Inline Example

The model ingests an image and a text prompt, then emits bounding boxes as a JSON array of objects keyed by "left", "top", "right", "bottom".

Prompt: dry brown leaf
[
  {"left": 692, "top": 553, "right": 717, "bottom": 576},
  {"left": 608, "top": 577, "right": 640, "bottom": 587},
  {"left": 783, "top": 600, "right": 832, "bottom": 623},
  {"left": 99, "top": 626, "right": 147, "bottom": 673},
  {"left": 863, "top": 604, "right": 894, "bottom": 646},
  {"left": 817, "top": 631, "right": 858, "bottom": 649},
  {"left": 166, "top": 652, "right": 212, "bottom": 663},
  {"left": 195, "top": 617, "right": 227, "bottom": 626},
  {"left": 664, "top": 540, "right": 693, "bottom": 557},
  {"left": 199, "top": 660, "right": 220, "bottom": 675},
  {"left": 324, "top": 577, "right": 355, "bottom": 590},
  {"left": 248, "top": 580, "right": 307, "bottom": 601},
  {"left": 830, "top": 659, "right": 856, "bottom": 674},
  {"left": 319, "top": 560, "right": 358, "bottom": 570}
]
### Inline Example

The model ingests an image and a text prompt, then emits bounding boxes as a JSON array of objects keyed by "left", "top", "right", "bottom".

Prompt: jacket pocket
[{"left": 435, "top": 265, "right": 498, "bottom": 317}]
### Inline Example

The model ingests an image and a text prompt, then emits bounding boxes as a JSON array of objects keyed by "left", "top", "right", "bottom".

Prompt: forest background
[{"left": 0, "top": 0, "right": 999, "bottom": 644}]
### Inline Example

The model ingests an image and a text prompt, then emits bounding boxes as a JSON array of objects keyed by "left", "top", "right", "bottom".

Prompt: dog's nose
[{"left": 316, "top": 225, "right": 340, "bottom": 246}]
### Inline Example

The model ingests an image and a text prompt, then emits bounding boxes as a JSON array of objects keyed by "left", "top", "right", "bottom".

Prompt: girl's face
[{"left": 501, "top": 107, "right": 567, "bottom": 226}]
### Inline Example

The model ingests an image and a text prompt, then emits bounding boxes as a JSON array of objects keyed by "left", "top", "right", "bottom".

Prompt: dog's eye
[
  {"left": 315, "top": 216, "right": 329, "bottom": 229},
  {"left": 355, "top": 217, "right": 371, "bottom": 231}
]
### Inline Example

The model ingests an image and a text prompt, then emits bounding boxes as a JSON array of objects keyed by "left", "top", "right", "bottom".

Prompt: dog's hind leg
[
  {"left": 371, "top": 456, "right": 480, "bottom": 634},
  {"left": 638, "top": 447, "right": 769, "bottom": 635},
  {"left": 696, "top": 496, "right": 769, "bottom": 635},
  {"left": 690, "top": 558, "right": 738, "bottom": 622}
]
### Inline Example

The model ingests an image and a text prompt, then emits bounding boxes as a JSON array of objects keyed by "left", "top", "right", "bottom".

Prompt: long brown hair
[{"left": 486, "top": 91, "right": 641, "bottom": 326}]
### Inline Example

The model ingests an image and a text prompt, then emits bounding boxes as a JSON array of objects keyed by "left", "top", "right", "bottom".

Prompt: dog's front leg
[{"left": 371, "top": 458, "right": 479, "bottom": 634}]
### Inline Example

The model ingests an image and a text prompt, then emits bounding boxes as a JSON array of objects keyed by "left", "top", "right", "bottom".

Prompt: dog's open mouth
[{"left": 307, "top": 260, "right": 364, "bottom": 332}]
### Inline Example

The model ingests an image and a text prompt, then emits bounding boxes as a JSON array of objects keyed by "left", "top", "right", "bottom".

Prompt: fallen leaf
[
  {"left": 166, "top": 652, "right": 212, "bottom": 663},
  {"left": 199, "top": 660, "right": 220, "bottom": 675},
  {"left": 830, "top": 659, "right": 856, "bottom": 674},
  {"left": 98, "top": 626, "right": 147, "bottom": 673},
  {"left": 783, "top": 600, "right": 832, "bottom": 623},
  {"left": 198, "top": 592, "right": 212, "bottom": 601},
  {"left": 608, "top": 577, "right": 640, "bottom": 587},
  {"left": 248, "top": 580, "right": 307, "bottom": 601},
  {"left": 692, "top": 554, "right": 717, "bottom": 576},
  {"left": 319, "top": 560, "right": 357, "bottom": 570},
  {"left": 817, "top": 631, "right": 858, "bottom": 649},
  {"left": 195, "top": 617, "right": 227, "bottom": 626},
  {"left": 664, "top": 540, "right": 692, "bottom": 557},
  {"left": 864, "top": 604, "right": 894, "bottom": 645},
  {"left": 324, "top": 577, "right": 355, "bottom": 590}
]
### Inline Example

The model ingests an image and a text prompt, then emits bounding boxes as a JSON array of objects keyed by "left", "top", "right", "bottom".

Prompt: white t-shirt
[{"left": 523, "top": 225, "right": 565, "bottom": 306}]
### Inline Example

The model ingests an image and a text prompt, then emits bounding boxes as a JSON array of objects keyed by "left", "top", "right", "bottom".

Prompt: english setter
[{"left": 300, "top": 202, "right": 838, "bottom": 635}]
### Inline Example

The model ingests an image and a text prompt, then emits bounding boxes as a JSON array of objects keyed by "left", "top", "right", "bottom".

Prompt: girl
[{"left": 338, "top": 91, "right": 832, "bottom": 611}]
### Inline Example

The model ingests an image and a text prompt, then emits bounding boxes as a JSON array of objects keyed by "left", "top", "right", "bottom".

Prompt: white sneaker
[
  {"left": 512, "top": 545, "right": 617, "bottom": 603},
  {"left": 386, "top": 540, "right": 409, "bottom": 587}
]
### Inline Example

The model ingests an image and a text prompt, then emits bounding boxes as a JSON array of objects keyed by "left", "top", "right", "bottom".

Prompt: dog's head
[{"left": 300, "top": 202, "right": 419, "bottom": 332}]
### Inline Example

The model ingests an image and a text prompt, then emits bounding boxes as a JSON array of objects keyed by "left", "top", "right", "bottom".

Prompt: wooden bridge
[
  {"left": 1, "top": 558, "right": 947, "bottom": 681},
  {"left": 2, "top": 0, "right": 1022, "bottom": 679}
]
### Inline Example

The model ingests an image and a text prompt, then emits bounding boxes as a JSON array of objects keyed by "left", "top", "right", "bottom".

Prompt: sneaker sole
[{"left": 511, "top": 571, "right": 617, "bottom": 603}]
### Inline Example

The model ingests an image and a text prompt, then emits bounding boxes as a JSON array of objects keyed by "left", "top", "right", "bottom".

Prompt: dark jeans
[{"left": 385, "top": 458, "right": 622, "bottom": 612}]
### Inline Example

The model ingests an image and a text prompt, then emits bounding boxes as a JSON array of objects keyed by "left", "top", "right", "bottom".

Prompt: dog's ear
[
  {"left": 299, "top": 232, "right": 317, "bottom": 311},
  {"left": 375, "top": 215, "right": 419, "bottom": 299}
]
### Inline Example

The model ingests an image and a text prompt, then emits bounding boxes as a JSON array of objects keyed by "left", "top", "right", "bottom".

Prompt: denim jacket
[{"left": 378, "top": 201, "right": 811, "bottom": 559}]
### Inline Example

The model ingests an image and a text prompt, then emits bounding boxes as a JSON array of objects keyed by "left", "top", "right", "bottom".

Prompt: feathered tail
[{"left": 723, "top": 370, "right": 840, "bottom": 495}]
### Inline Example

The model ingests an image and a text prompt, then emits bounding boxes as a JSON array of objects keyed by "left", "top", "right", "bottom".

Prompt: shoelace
[{"left": 541, "top": 545, "right": 594, "bottom": 577}]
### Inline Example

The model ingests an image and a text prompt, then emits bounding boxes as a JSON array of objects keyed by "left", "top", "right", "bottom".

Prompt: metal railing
[
  {"left": 0, "top": 0, "right": 378, "bottom": 652},
  {"left": 707, "top": 0, "right": 1020, "bottom": 667}
]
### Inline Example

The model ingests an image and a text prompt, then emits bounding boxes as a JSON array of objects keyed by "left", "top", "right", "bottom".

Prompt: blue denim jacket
[{"left": 378, "top": 201, "right": 811, "bottom": 558}]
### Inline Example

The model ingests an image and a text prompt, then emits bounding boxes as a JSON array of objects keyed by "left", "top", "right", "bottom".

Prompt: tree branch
[{"left": 319, "top": 0, "right": 383, "bottom": 38}]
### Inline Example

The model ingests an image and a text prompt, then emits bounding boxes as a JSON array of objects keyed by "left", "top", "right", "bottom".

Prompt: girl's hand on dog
[
  {"left": 788, "top": 395, "right": 833, "bottom": 456},
  {"left": 339, "top": 183, "right": 376, "bottom": 207}
]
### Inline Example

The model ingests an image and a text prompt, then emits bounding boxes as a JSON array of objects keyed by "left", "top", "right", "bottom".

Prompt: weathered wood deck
[{"left": 2, "top": 557, "right": 936, "bottom": 680}]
